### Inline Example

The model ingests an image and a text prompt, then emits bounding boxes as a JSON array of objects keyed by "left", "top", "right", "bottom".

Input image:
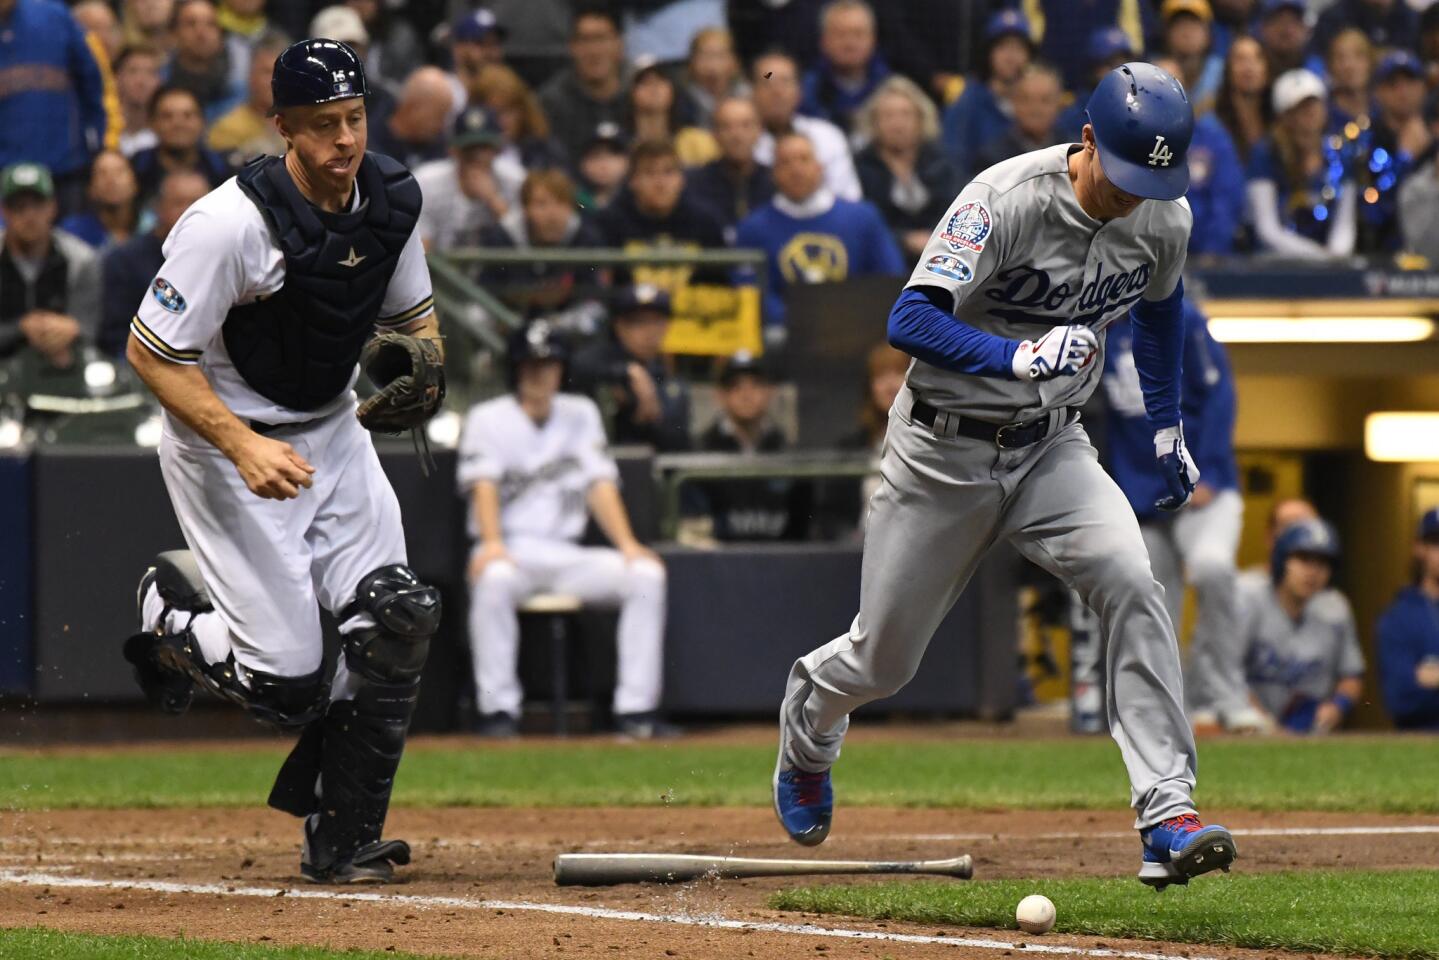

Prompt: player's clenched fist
[
  {"left": 1011, "top": 325, "right": 1099, "bottom": 381},
  {"left": 229, "top": 433, "right": 316, "bottom": 500},
  {"left": 1153, "top": 424, "right": 1200, "bottom": 512}
]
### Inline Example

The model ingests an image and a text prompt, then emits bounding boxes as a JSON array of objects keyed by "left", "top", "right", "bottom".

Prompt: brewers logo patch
[
  {"left": 924, "top": 254, "right": 973, "bottom": 283},
  {"left": 151, "top": 277, "right": 187, "bottom": 314},
  {"left": 941, "top": 201, "right": 991, "bottom": 253}
]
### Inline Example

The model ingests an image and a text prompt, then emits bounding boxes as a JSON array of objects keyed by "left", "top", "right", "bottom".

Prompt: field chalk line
[{"left": 0, "top": 869, "right": 1216, "bottom": 960}]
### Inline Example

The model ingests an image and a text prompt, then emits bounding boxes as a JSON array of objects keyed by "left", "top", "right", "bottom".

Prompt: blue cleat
[
  {"left": 1138, "top": 813, "right": 1237, "bottom": 890},
  {"left": 773, "top": 761, "right": 833, "bottom": 846}
]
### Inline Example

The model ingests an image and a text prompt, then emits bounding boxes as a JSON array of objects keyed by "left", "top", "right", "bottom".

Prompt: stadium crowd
[{"left": 3, "top": 0, "right": 1439, "bottom": 733}]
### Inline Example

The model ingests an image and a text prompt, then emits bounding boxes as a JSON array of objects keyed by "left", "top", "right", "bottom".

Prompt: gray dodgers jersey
[
  {"left": 1236, "top": 575, "right": 1365, "bottom": 719},
  {"left": 903, "top": 144, "right": 1192, "bottom": 423}
]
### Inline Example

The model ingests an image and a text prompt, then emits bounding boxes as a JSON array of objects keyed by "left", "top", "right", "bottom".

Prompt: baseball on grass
[{"left": 1016, "top": 894, "right": 1056, "bottom": 934}]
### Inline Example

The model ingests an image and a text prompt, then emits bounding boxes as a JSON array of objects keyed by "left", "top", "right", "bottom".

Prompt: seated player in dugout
[
  {"left": 1237, "top": 518, "right": 1365, "bottom": 735},
  {"left": 1377, "top": 509, "right": 1439, "bottom": 731},
  {"left": 119, "top": 39, "right": 445, "bottom": 884},
  {"left": 459, "top": 321, "right": 674, "bottom": 740}
]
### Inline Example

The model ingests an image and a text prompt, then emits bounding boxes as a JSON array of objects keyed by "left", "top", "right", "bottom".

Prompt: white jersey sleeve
[
  {"left": 456, "top": 403, "right": 505, "bottom": 493},
  {"left": 130, "top": 193, "right": 254, "bottom": 364},
  {"left": 375, "top": 225, "right": 435, "bottom": 329},
  {"left": 902, "top": 182, "right": 1009, "bottom": 314}
]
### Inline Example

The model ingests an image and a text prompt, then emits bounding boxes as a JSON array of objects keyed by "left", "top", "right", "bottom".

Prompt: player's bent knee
[{"left": 340, "top": 564, "right": 441, "bottom": 685}]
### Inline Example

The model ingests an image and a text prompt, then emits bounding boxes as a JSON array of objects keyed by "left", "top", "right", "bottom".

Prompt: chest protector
[{"left": 222, "top": 153, "right": 421, "bottom": 411}]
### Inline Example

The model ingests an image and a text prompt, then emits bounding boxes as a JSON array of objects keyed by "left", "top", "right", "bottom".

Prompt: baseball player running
[
  {"left": 773, "top": 63, "right": 1237, "bottom": 889},
  {"left": 120, "top": 39, "right": 445, "bottom": 884}
]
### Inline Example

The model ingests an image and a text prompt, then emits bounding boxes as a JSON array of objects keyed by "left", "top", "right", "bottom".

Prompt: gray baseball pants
[{"left": 781, "top": 385, "right": 1198, "bottom": 828}]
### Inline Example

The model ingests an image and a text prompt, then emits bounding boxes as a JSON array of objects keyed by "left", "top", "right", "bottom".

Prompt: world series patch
[
  {"left": 924, "top": 254, "right": 973, "bottom": 283},
  {"left": 151, "top": 277, "right": 187, "bottom": 314},
  {"left": 941, "top": 201, "right": 991, "bottom": 253}
]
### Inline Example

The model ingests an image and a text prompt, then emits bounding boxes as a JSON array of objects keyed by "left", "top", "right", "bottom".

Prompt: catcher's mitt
[{"left": 356, "top": 332, "right": 446, "bottom": 433}]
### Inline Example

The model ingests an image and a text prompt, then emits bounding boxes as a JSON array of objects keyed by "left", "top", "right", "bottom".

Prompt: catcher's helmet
[
  {"left": 1271, "top": 518, "right": 1340, "bottom": 584},
  {"left": 271, "top": 38, "right": 368, "bottom": 114},
  {"left": 507, "top": 321, "right": 568, "bottom": 388},
  {"left": 1084, "top": 61, "right": 1193, "bottom": 201}
]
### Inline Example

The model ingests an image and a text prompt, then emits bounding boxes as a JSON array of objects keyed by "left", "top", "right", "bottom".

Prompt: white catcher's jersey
[
  {"left": 457, "top": 394, "right": 619, "bottom": 543},
  {"left": 130, "top": 174, "right": 436, "bottom": 434},
  {"left": 903, "top": 144, "right": 1192, "bottom": 423}
]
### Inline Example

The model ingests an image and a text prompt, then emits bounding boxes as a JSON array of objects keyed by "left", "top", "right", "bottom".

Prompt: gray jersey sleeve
[
  {"left": 1142, "top": 198, "right": 1192, "bottom": 301},
  {"left": 903, "top": 182, "right": 1009, "bottom": 313},
  {"left": 1335, "top": 594, "right": 1365, "bottom": 679}
]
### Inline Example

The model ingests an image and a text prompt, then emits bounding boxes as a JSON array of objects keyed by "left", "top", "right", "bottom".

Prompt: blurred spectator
[
  {"left": 1031, "top": 0, "right": 1151, "bottom": 94},
  {"left": 1314, "top": 0, "right": 1417, "bottom": 61},
  {"left": 0, "top": 0, "right": 115, "bottom": 215},
  {"left": 687, "top": 97, "right": 773, "bottom": 235},
  {"left": 99, "top": 168, "right": 208, "bottom": 357},
  {"left": 728, "top": 0, "right": 824, "bottom": 70},
  {"left": 59, "top": 151, "right": 139, "bottom": 250},
  {"left": 1377, "top": 509, "right": 1439, "bottom": 730},
  {"left": 1257, "top": 0, "right": 1321, "bottom": 78},
  {"left": 539, "top": 8, "right": 628, "bottom": 170},
  {"left": 687, "top": 352, "right": 809, "bottom": 543},
  {"left": 682, "top": 26, "right": 746, "bottom": 128},
  {"left": 735, "top": 132, "right": 902, "bottom": 331},
  {"left": 164, "top": 0, "right": 247, "bottom": 122},
  {"left": 622, "top": 0, "right": 725, "bottom": 63},
  {"left": 940, "top": 10, "right": 1032, "bottom": 181},
  {"left": 460, "top": 321, "right": 670, "bottom": 740},
  {"left": 475, "top": 64, "right": 568, "bottom": 171},
  {"left": 0, "top": 163, "right": 100, "bottom": 365},
  {"left": 477, "top": 169, "right": 606, "bottom": 331},
  {"left": 570, "top": 285, "right": 691, "bottom": 451},
  {"left": 1210, "top": 0, "right": 1257, "bottom": 59},
  {"left": 114, "top": 45, "right": 165, "bottom": 158},
  {"left": 130, "top": 86, "right": 231, "bottom": 205},
  {"left": 415, "top": 106, "right": 525, "bottom": 251},
  {"left": 450, "top": 9, "right": 508, "bottom": 106},
  {"left": 216, "top": 0, "right": 270, "bottom": 43},
  {"left": 1325, "top": 27, "right": 1373, "bottom": 131},
  {"left": 625, "top": 59, "right": 716, "bottom": 168},
  {"left": 1355, "top": 50, "right": 1429, "bottom": 254},
  {"left": 751, "top": 50, "right": 861, "bottom": 201},
  {"left": 1161, "top": 0, "right": 1223, "bottom": 109},
  {"left": 799, "top": 0, "right": 891, "bottom": 137},
  {"left": 370, "top": 66, "right": 456, "bottom": 171},
  {"left": 1422, "top": 6, "right": 1439, "bottom": 91},
  {"left": 1215, "top": 34, "right": 1271, "bottom": 163},
  {"left": 122, "top": 0, "right": 174, "bottom": 55},
  {"left": 483, "top": 0, "right": 572, "bottom": 88},
  {"left": 1057, "top": 27, "right": 1136, "bottom": 141},
  {"left": 973, "top": 63, "right": 1065, "bottom": 174},
  {"left": 348, "top": 0, "right": 424, "bottom": 91},
  {"left": 310, "top": 8, "right": 371, "bottom": 70},
  {"left": 839, "top": 341, "right": 907, "bottom": 518},
  {"left": 206, "top": 35, "right": 285, "bottom": 164},
  {"left": 853, "top": 76, "right": 958, "bottom": 263},
  {"left": 1237, "top": 517, "right": 1363, "bottom": 735},
  {"left": 576, "top": 122, "right": 630, "bottom": 210},
  {"left": 1246, "top": 69, "right": 1356, "bottom": 259},
  {"left": 1102, "top": 300, "right": 1255, "bottom": 733},
  {"left": 1398, "top": 100, "right": 1439, "bottom": 262},
  {"left": 73, "top": 0, "right": 124, "bottom": 65},
  {"left": 594, "top": 138, "right": 727, "bottom": 285}
]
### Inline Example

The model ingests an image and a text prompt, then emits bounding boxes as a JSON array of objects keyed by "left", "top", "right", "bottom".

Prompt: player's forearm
[
  {"left": 471, "top": 481, "right": 504, "bottom": 546},
  {"left": 399, "top": 311, "right": 443, "bottom": 360},
  {"left": 588, "top": 480, "right": 640, "bottom": 551},
  {"left": 126, "top": 334, "right": 252, "bottom": 456},
  {"left": 1129, "top": 279, "right": 1185, "bottom": 430},
  {"left": 888, "top": 287, "right": 1016, "bottom": 377}
]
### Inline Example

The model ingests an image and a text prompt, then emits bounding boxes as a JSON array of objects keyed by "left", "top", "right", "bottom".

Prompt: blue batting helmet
[
  {"left": 1271, "top": 518, "right": 1340, "bottom": 584},
  {"left": 270, "top": 38, "right": 368, "bottom": 114},
  {"left": 1084, "top": 62, "right": 1194, "bottom": 201}
]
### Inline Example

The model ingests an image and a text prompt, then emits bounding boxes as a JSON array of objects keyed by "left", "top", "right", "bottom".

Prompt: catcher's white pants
[
  {"left": 150, "top": 403, "right": 406, "bottom": 694},
  {"left": 468, "top": 538, "right": 666, "bottom": 717}
]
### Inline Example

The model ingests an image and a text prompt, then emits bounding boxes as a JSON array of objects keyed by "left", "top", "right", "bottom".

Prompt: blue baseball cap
[
  {"left": 1376, "top": 49, "right": 1423, "bottom": 83},
  {"left": 453, "top": 8, "right": 505, "bottom": 43},
  {"left": 985, "top": 9, "right": 1032, "bottom": 44},
  {"left": 1259, "top": 0, "right": 1306, "bottom": 19},
  {"left": 1087, "top": 26, "right": 1135, "bottom": 64},
  {"left": 1420, "top": 508, "right": 1439, "bottom": 541}
]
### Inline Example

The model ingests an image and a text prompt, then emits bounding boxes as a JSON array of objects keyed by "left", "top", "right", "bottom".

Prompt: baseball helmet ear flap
[{"left": 1084, "top": 61, "right": 1194, "bottom": 200}]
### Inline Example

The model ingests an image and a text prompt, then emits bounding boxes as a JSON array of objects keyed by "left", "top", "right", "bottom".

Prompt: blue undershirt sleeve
[
  {"left": 1128, "top": 277, "right": 1186, "bottom": 430},
  {"left": 888, "top": 286, "right": 1017, "bottom": 378}
]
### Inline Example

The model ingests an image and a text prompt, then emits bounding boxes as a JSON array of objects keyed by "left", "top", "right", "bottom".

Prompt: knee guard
[
  {"left": 152, "top": 550, "right": 213, "bottom": 613},
  {"left": 339, "top": 564, "right": 440, "bottom": 684}
]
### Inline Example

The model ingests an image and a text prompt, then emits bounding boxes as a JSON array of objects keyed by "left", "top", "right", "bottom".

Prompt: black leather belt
[
  {"left": 249, "top": 418, "right": 313, "bottom": 436},
  {"left": 910, "top": 399, "right": 1075, "bottom": 449}
]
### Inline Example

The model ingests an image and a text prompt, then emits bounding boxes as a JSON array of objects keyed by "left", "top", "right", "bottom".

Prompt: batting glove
[
  {"left": 1154, "top": 424, "right": 1200, "bottom": 512},
  {"left": 1011, "top": 325, "right": 1100, "bottom": 381}
]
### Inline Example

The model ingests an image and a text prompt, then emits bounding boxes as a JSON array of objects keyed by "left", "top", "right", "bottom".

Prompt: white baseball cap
[
  {"left": 310, "top": 5, "right": 370, "bottom": 47},
  {"left": 1271, "top": 68, "right": 1326, "bottom": 114}
]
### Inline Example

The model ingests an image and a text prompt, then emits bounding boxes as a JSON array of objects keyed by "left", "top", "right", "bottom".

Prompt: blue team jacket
[
  {"left": 1377, "top": 586, "right": 1439, "bottom": 730},
  {"left": 0, "top": 0, "right": 110, "bottom": 176},
  {"left": 1102, "top": 301, "right": 1238, "bottom": 520}
]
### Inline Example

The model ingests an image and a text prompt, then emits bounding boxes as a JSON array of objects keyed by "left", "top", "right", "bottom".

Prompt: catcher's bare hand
[{"left": 231, "top": 433, "right": 315, "bottom": 500}]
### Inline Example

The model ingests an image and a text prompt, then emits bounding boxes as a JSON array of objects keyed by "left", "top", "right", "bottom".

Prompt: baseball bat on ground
[{"left": 553, "top": 852, "right": 973, "bottom": 886}]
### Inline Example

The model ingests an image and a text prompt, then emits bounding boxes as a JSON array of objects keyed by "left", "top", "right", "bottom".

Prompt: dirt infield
[{"left": 3, "top": 805, "right": 1436, "bottom": 959}]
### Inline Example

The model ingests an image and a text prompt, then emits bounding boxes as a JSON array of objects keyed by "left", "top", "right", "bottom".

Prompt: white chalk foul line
[
  {"left": 887, "top": 825, "right": 1439, "bottom": 842},
  {"left": 0, "top": 869, "right": 1214, "bottom": 960}
]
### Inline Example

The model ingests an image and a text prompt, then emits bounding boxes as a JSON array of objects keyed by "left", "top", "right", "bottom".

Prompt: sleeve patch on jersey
[
  {"left": 940, "top": 201, "right": 992, "bottom": 253},
  {"left": 151, "top": 277, "right": 187, "bottom": 314},
  {"left": 378, "top": 295, "right": 435, "bottom": 327},
  {"left": 924, "top": 254, "right": 974, "bottom": 284}
]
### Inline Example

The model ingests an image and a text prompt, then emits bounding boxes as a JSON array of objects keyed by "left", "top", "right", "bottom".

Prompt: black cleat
[{"left": 301, "top": 816, "right": 411, "bottom": 884}]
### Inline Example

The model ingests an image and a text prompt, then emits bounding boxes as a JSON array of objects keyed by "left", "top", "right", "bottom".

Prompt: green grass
[
  {"left": 0, "top": 927, "right": 437, "bottom": 960},
  {"left": 2, "top": 737, "right": 1436, "bottom": 812},
  {"left": 772, "top": 871, "right": 1439, "bottom": 959}
]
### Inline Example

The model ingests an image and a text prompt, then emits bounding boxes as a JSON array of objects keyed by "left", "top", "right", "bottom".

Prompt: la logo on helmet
[{"left": 1147, "top": 136, "right": 1172, "bottom": 168}]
